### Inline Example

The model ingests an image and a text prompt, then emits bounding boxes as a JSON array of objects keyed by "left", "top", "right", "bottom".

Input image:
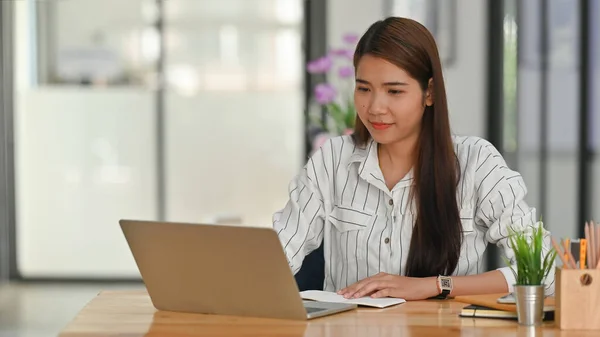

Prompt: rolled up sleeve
[
  {"left": 474, "top": 143, "right": 555, "bottom": 296},
  {"left": 273, "top": 171, "right": 325, "bottom": 274},
  {"left": 273, "top": 143, "right": 332, "bottom": 275}
]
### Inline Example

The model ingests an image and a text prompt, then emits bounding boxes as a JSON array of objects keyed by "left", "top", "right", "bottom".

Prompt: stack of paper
[{"left": 300, "top": 290, "right": 405, "bottom": 308}]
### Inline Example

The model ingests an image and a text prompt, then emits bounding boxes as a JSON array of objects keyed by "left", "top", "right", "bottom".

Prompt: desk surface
[{"left": 59, "top": 290, "right": 595, "bottom": 337}]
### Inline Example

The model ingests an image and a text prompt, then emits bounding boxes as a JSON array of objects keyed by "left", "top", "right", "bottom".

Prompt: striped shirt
[{"left": 273, "top": 135, "right": 555, "bottom": 296}]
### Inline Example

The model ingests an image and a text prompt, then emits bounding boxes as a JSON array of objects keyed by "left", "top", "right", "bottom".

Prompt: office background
[
  {"left": 0, "top": 0, "right": 490, "bottom": 282},
  {"left": 0, "top": 0, "right": 599, "bottom": 326},
  {"left": 0, "top": 0, "right": 598, "bottom": 335}
]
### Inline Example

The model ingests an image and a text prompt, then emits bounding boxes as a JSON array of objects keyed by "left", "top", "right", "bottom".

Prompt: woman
[{"left": 273, "top": 17, "right": 554, "bottom": 300}]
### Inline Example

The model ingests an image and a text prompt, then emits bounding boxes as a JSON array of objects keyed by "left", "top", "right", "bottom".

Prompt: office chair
[{"left": 293, "top": 243, "right": 325, "bottom": 291}]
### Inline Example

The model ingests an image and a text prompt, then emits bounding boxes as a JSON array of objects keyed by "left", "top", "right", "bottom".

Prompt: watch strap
[{"left": 433, "top": 275, "right": 452, "bottom": 299}]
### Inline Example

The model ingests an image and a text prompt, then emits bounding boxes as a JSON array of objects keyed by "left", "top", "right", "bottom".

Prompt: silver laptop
[{"left": 119, "top": 219, "right": 357, "bottom": 320}]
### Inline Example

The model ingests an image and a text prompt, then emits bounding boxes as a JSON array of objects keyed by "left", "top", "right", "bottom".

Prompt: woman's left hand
[{"left": 337, "top": 272, "right": 439, "bottom": 301}]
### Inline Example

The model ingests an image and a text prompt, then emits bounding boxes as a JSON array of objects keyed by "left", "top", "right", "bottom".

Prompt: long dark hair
[{"left": 351, "top": 17, "right": 462, "bottom": 277}]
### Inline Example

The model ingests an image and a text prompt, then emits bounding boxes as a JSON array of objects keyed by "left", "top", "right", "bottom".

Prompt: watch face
[{"left": 440, "top": 278, "right": 452, "bottom": 289}]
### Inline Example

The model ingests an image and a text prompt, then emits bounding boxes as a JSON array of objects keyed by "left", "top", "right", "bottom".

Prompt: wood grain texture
[
  {"left": 556, "top": 268, "right": 600, "bottom": 330},
  {"left": 59, "top": 290, "right": 598, "bottom": 336}
]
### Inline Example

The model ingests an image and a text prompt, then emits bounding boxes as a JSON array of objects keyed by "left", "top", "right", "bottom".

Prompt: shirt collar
[
  {"left": 347, "top": 138, "right": 377, "bottom": 171},
  {"left": 348, "top": 137, "right": 414, "bottom": 192}
]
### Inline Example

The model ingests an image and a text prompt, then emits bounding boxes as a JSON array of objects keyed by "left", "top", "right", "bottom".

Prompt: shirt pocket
[
  {"left": 328, "top": 205, "right": 373, "bottom": 232},
  {"left": 328, "top": 205, "right": 374, "bottom": 258}
]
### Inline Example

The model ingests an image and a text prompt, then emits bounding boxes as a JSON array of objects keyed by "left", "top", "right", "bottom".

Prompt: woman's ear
[{"left": 425, "top": 78, "right": 434, "bottom": 107}]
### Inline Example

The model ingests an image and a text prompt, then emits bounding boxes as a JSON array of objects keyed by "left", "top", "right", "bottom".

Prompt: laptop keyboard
[{"left": 305, "top": 307, "right": 326, "bottom": 314}]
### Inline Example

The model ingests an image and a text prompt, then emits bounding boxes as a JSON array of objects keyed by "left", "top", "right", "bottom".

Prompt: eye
[
  {"left": 388, "top": 89, "right": 404, "bottom": 95},
  {"left": 356, "top": 87, "right": 370, "bottom": 92}
]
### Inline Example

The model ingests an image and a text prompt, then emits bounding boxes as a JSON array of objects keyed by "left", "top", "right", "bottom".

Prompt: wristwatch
[{"left": 434, "top": 275, "right": 453, "bottom": 299}]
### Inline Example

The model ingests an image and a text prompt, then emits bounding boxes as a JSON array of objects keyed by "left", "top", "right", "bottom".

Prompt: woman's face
[{"left": 354, "top": 55, "right": 432, "bottom": 145}]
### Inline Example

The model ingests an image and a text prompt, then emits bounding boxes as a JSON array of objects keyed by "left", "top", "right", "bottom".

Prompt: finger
[
  {"left": 338, "top": 285, "right": 353, "bottom": 296},
  {"left": 338, "top": 275, "right": 378, "bottom": 296},
  {"left": 338, "top": 279, "right": 365, "bottom": 294},
  {"left": 371, "top": 288, "right": 391, "bottom": 298},
  {"left": 353, "top": 280, "right": 392, "bottom": 298},
  {"left": 339, "top": 273, "right": 390, "bottom": 297},
  {"left": 341, "top": 282, "right": 367, "bottom": 298},
  {"left": 342, "top": 285, "right": 362, "bottom": 298},
  {"left": 352, "top": 281, "right": 380, "bottom": 298},
  {"left": 338, "top": 282, "right": 363, "bottom": 297}
]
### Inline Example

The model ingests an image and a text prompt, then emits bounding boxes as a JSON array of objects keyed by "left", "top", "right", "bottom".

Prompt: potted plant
[{"left": 505, "top": 221, "right": 557, "bottom": 326}]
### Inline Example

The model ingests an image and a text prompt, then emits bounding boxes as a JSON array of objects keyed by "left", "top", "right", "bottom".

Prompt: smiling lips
[{"left": 371, "top": 122, "right": 393, "bottom": 130}]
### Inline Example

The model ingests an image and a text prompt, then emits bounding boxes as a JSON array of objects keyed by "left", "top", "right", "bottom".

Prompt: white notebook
[{"left": 300, "top": 290, "right": 406, "bottom": 308}]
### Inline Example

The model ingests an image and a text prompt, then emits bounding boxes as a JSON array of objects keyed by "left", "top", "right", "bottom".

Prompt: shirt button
[
  {"left": 393, "top": 216, "right": 397, "bottom": 222},
  {"left": 384, "top": 238, "right": 390, "bottom": 244},
  {"left": 388, "top": 199, "right": 394, "bottom": 206}
]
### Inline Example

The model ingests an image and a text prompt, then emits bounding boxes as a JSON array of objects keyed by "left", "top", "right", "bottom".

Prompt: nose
[{"left": 368, "top": 94, "right": 387, "bottom": 116}]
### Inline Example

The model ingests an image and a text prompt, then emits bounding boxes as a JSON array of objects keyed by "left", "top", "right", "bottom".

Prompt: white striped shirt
[{"left": 273, "top": 135, "right": 555, "bottom": 296}]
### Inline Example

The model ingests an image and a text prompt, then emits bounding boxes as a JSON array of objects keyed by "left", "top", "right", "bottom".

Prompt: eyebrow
[{"left": 355, "top": 78, "right": 408, "bottom": 86}]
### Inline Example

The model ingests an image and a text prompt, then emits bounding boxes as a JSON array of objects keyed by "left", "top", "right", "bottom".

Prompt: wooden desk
[{"left": 59, "top": 290, "right": 595, "bottom": 336}]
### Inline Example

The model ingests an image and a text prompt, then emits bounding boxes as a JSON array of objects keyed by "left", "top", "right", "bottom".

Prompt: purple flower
[
  {"left": 314, "top": 83, "right": 337, "bottom": 104},
  {"left": 329, "top": 48, "right": 355, "bottom": 60},
  {"left": 338, "top": 66, "right": 354, "bottom": 78},
  {"left": 307, "top": 56, "right": 332, "bottom": 73},
  {"left": 343, "top": 33, "right": 359, "bottom": 44},
  {"left": 329, "top": 48, "right": 347, "bottom": 56},
  {"left": 343, "top": 49, "right": 354, "bottom": 60}
]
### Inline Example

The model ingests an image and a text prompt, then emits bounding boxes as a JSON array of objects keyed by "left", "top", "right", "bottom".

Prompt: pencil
[
  {"left": 564, "top": 238, "right": 571, "bottom": 267},
  {"left": 592, "top": 222, "right": 596, "bottom": 266},
  {"left": 597, "top": 223, "right": 600, "bottom": 268},
  {"left": 552, "top": 237, "right": 571, "bottom": 269},
  {"left": 586, "top": 223, "right": 592, "bottom": 268},
  {"left": 596, "top": 222, "right": 600, "bottom": 269},
  {"left": 567, "top": 250, "right": 578, "bottom": 269},
  {"left": 589, "top": 222, "right": 596, "bottom": 268},
  {"left": 580, "top": 239, "right": 587, "bottom": 269},
  {"left": 590, "top": 221, "right": 600, "bottom": 268}
]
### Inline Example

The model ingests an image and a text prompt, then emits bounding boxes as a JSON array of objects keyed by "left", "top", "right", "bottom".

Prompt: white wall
[
  {"left": 165, "top": 92, "right": 303, "bottom": 226},
  {"left": 442, "top": 0, "right": 487, "bottom": 138},
  {"left": 14, "top": 89, "right": 302, "bottom": 278},
  {"left": 328, "top": 0, "right": 487, "bottom": 137},
  {"left": 15, "top": 89, "right": 156, "bottom": 278},
  {"left": 14, "top": 0, "right": 304, "bottom": 278},
  {"left": 14, "top": 0, "right": 33, "bottom": 90},
  {"left": 327, "top": 0, "right": 385, "bottom": 51}
]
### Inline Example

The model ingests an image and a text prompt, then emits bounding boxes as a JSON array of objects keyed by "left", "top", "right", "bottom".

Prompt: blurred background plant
[{"left": 307, "top": 33, "right": 358, "bottom": 153}]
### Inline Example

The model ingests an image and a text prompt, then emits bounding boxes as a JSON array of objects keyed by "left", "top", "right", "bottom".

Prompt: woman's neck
[
  {"left": 377, "top": 134, "right": 419, "bottom": 191},
  {"left": 378, "top": 135, "right": 419, "bottom": 168}
]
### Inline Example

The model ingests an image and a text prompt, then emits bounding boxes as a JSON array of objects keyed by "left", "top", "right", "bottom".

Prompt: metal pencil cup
[{"left": 515, "top": 285, "right": 545, "bottom": 326}]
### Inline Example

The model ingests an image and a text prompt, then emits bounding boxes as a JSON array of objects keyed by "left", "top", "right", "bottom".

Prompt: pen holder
[{"left": 555, "top": 267, "right": 600, "bottom": 330}]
